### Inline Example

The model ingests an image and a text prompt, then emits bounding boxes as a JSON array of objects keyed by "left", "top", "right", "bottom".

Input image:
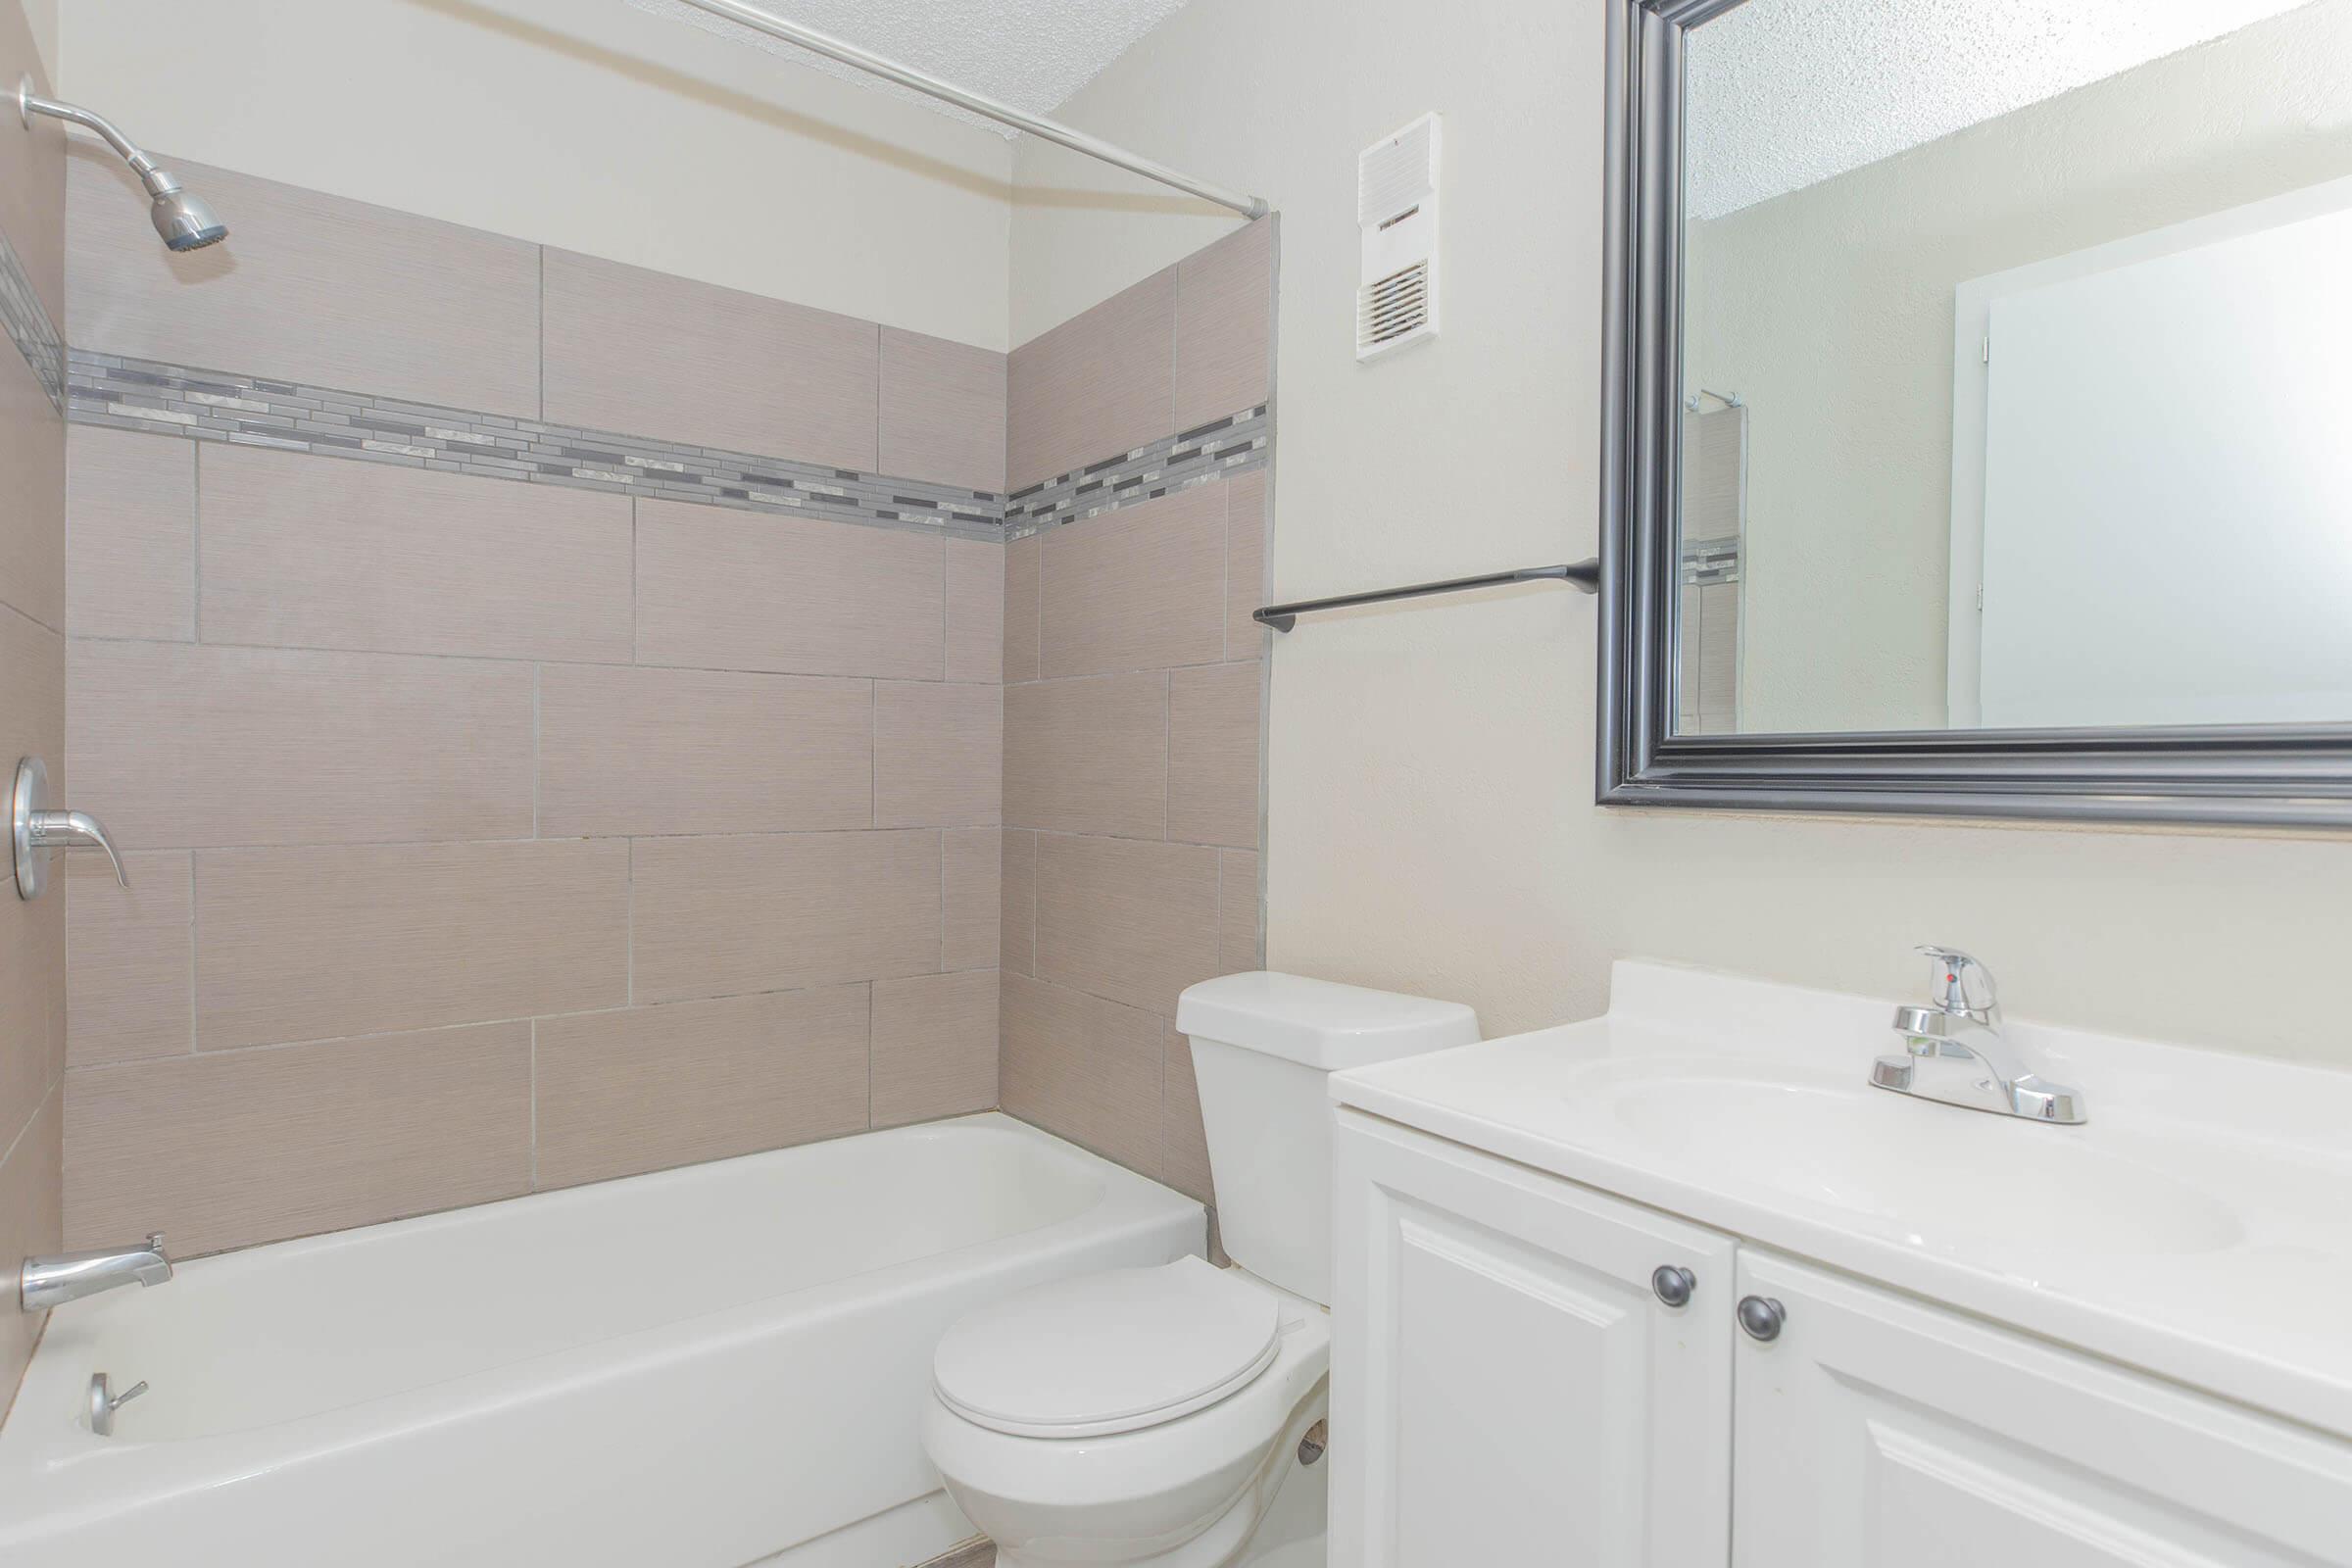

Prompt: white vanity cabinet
[{"left": 1332, "top": 1109, "right": 2352, "bottom": 1568}]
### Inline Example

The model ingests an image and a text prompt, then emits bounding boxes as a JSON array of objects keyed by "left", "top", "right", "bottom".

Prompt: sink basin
[{"left": 1591, "top": 1061, "right": 2246, "bottom": 1259}]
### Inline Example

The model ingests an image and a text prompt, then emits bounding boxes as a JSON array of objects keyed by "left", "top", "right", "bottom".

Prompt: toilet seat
[{"left": 933, "top": 1257, "right": 1281, "bottom": 1439}]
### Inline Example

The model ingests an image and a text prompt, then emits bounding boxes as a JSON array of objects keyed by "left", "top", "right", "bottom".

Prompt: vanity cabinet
[{"left": 1332, "top": 1110, "right": 2352, "bottom": 1567}]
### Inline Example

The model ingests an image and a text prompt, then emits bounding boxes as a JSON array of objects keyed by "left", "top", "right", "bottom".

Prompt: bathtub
[{"left": 0, "top": 1113, "right": 1201, "bottom": 1567}]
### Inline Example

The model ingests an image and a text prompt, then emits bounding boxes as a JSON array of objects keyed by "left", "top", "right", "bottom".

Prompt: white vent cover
[{"left": 1355, "top": 113, "right": 1442, "bottom": 362}]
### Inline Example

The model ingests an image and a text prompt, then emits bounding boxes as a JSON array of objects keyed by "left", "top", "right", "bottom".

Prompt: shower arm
[
  {"left": 668, "top": 0, "right": 1270, "bottom": 220},
  {"left": 18, "top": 83, "right": 173, "bottom": 191}
]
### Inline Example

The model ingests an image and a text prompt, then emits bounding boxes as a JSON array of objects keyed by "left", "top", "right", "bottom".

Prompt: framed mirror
[{"left": 1597, "top": 0, "right": 2352, "bottom": 825}]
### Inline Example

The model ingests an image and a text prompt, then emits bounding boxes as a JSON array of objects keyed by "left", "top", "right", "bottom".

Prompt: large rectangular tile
[
  {"left": 1173, "top": 218, "right": 1275, "bottom": 431},
  {"left": 543, "top": 248, "right": 878, "bottom": 468},
  {"left": 67, "top": 853, "right": 191, "bottom": 1068},
  {"left": 1166, "top": 662, "right": 1261, "bottom": 849},
  {"left": 1034, "top": 834, "right": 1220, "bottom": 1016},
  {"left": 1004, "top": 673, "right": 1167, "bottom": 841},
  {"left": 636, "top": 499, "right": 944, "bottom": 679},
  {"left": 199, "top": 444, "right": 633, "bottom": 662},
  {"left": 537, "top": 665, "right": 872, "bottom": 839},
  {"left": 0, "top": 1089, "right": 62, "bottom": 1396},
  {"left": 64, "top": 1022, "right": 531, "bottom": 1255},
  {"left": 633, "top": 831, "right": 942, "bottom": 1004},
  {"left": 1161, "top": 1027, "right": 1213, "bottom": 1203},
  {"left": 1006, "top": 268, "right": 1176, "bottom": 492},
  {"left": 0, "top": 331, "right": 64, "bottom": 632},
  {"left": 533, "top": 988, "right": 869, "bottom": 1189},
  {"left": 67, "top": 425, "right": 193, "bottom": 642},
  {"left": 1224, "top": 471, "right": 1269, "bottom": 662},
  {"left": 1001, "top": 829, "right": 1036, "bottom": 979},
  {"left": 195, "top": 842, "right": 629, "bottom": 1051},
  {"left": 0, "top": 1, "right": 63, "bottom": 329},
  {"left": 945, "top": 537, "right": 1004, "bottom": 684},
  {"left": 67, "top": 155, "right": 540, "bottom": 415},
  {"left": 944, "top": 828, "right": 1002, "bottom": 973},
  {"left": 880, "top": 327, "right": 1005, "bottom": 493},
  {"left": 0, "top": 606, "right": 63, "bottom": 1150},
  {"left": 70, "top": 641, "right": 536, "bottom": 849},
  {"left": 1039, "top": 488, "right": 1225, "bottom": 677},
  {"left": 875, "top": 682, "right": 1001, "bottom": 829},
  {"left": 1218, "top": 851, "right": 1262, "bottom": 974},
  {"left": 871, "top": 969, "right": 998, "bottom": 1129},
  {"left": 999, "top": 972, "right": 1161, "bottom": 1178},
  {"left": 1003, "top": 534, "right": 1040, "bottom": 682}
]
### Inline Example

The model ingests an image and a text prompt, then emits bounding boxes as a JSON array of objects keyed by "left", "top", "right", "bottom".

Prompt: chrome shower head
[{"left": 17, "top": 76, "right": 228, "bottom": 253}]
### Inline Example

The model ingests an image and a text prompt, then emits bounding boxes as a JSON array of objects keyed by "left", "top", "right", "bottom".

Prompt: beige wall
[
  {"left": 62, "top": 161, "right": 1007, "bottom": 1257},
  {"left": 54, "top": 0, "right": 1015, "bottom": 350},
  {"left": 999, "top": 220, "right": 1273, "bottom": 1208},
  {"left": 1687, "top": 0, "right": 2352, "bottom": 733},
  {"left": 0, "top": 0, "right": 65, "bottom": 1414},
  {"left": 1009, "top": 0, "right": 2352, "bottom": 1067}
]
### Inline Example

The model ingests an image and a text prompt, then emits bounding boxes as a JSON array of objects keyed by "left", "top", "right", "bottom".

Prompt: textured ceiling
[
  {"left": 624, "top": 0, "right": 1190, "bottom": 136},
  {"left": 1687, "top": 0, "right": 2325, "bottom": 219}
]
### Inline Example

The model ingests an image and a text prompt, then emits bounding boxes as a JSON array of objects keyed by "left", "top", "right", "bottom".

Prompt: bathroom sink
[{"left": 1591, "top": 1063, "right": 2246, "bottom": 1258}]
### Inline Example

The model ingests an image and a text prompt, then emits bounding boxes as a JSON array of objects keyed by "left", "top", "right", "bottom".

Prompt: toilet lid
[{"left": 933, "top": 1257, "right": 1281, "bottom": 1439}]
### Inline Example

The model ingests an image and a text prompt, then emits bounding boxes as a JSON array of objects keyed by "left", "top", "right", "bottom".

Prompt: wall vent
[{"left": 1355, "top": 113, "right": 1442, "bottom": 362}]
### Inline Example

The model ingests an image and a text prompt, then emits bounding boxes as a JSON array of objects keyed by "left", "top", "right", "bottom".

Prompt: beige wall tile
[
  {"left": 633, "top": 831, "right": 942, "bottom": 1004},
  {"left": 1167, "top": 662, "right": 1262, "bottom": 850},
  {"left": 880, "top": 328, "right": 1006, "bottom": 493},
  {"left": 538, "top": 665, "right": 872, "bottom": 839},
  {"left": 1004, "top": 673, "right": 1168, "bottom": 841},
  {"left": 534, "top": 988, "right": 870, "bottom": 1190},
  {"left": 999, "top": 971, "right": 1160, "bottom": 1178},
  {"left": 199, "top": 444, "right": 633, "bottom": 662},
  {"left": 1039, "top": 488, "right": 1225, "bottom": 678},
  {"left": 1160, "top": 1027, "right": 1213, "bottom": 1203},
  {"left": 1173, "top": 218, "right": 1275, "bottom": 432},
  {"left": 0, "top": 606, "right": 64, "bottom": 1152},
  {"left": 67, "top": 426, "right": 193, "bottom": 643},
  {"left": 1034, "top": 833, "right": 1220, "bottom": 1016},
  {"left": 1001, "top": 829, "right": 1036, "bottom": 978},
  {"left": 69, "top": 641, "right": 536, "bottom": 850},
  {"left": 871, "top": 970, "right": 998, "bottom": 1128},
  {"left": 0, "top": 334, "right": 64, "bottom": 632},
  {"left": 1218, "top": 850, "right": 1263, "bottom": 975},
  {"left": 636, "top": 500, "right": 944, "bottom": 680},
  {"left": 67, "top": 853, "right": 191, "bottom": 1068},
  {"left": 0, "top": 1088, "right": 61, "bottom": 1397},
  {"left": 543, "top": 249, "right": 878, "bottom": 469},
  {"left": 1223, "top": 471, "right": 1269, "bottom": 662},
  {"left": 944, "top": 828, "right": 1002, "bottom": 973},
  {"left": 65, "top": 1022, "right": 531, "bottom": 1255},
  {"left": 1006, "top": 269, "right": 1176, "bottom": 491},
  {"left": 875, "top": 682, "right": 1002, "bottom": 829},
  {"left": 195, "top": 841, "right": 629, "bottom": 1051},
  {"left": 0, "top": 1, "right": 63, "bottom": 330},
  {"left": 1003, "top": 534, "right": 1041, "bottom": 683},
  {"left": 67, "top": 154, "right": 540, "bottom": 416},
  {"left": 945, "top": 538, "right": 1004, "bottom": 684}
]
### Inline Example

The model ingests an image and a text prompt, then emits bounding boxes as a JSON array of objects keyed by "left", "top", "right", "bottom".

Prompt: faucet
[
  {"left": 20, "top": 1233, "right": 172, "bottom": 1312},
  {"left": 1871, "top": 947, "right": 2086, "bottom": 1124}
]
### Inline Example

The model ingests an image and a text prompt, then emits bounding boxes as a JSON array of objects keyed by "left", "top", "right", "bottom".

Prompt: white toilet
[{"left": 921, "top": 972, "right": 1478, "bottom": 1567}]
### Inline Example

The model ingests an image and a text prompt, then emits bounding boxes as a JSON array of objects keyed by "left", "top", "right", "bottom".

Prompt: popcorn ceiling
[
  {"left": 626, "top": 0, "right": 1190, "bottom": 137},
  {"left": 1686, "top": 0, "right": 2324, "bottom": 220}
]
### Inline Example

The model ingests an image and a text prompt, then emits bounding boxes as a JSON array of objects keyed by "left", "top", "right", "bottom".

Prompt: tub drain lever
[{"left": 89, "top": 1373, "right": 147, "bottom": 1437}]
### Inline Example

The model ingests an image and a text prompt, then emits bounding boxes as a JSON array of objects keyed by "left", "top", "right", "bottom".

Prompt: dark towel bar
[{"left": 1253, "top": 559, "right": 1601, "bottom": 632}]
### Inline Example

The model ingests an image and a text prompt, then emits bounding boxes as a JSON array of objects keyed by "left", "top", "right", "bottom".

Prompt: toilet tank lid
[{"left": 1176, "top": 971, "right": 1479, "bottom": 1070}]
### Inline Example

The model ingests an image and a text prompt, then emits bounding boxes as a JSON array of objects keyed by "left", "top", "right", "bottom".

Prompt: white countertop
[{"left": 1331, "top": 959, "right": 2352, "bottom": 1443}]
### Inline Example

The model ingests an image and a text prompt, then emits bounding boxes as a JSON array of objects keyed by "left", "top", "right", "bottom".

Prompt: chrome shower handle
[
  {"left": 11, "top": 757, "right": 128, "bottom": 898},
  {"left": 31, "top": 808, "right": 126, "bottom": 887}
]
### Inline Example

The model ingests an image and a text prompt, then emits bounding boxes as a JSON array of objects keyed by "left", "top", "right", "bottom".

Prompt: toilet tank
[{"left": 1175, "top": 972, "right": 1478, "bottom": 1304}]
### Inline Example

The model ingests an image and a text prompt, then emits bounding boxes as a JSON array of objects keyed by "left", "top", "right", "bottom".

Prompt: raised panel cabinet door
[
  {"left": 1331, "top": 1111, "right": 1738, "bottom": 1567},
  {"left": 1731, "top": 1249, "right": 2352, "bottom": 1568}
]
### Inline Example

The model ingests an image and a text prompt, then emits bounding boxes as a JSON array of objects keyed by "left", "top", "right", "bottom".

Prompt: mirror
[{"left": 1598, "top": 0, "right": 2352, "bottom": 825}]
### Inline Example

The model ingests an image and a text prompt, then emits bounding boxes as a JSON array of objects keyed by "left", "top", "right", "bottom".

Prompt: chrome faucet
[
  {"left": 20, "top": 1233, "right": 172, "bottom": 1312},
  {"left": 1871, "top": 947, "right": 2086, "bottom": 1124}
]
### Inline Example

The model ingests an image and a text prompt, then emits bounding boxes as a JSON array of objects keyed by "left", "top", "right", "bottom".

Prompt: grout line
[
  {"left": 61, "top": 630, "right": 1016, "bottom": 683},
  {"left": 537, "top": 246, "right": 546, "bottom": 423}
]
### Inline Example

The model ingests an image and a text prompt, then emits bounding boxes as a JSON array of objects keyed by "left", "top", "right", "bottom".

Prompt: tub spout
[{"left": 20, "top": 1233, "right": 172, "bottom": 1312}]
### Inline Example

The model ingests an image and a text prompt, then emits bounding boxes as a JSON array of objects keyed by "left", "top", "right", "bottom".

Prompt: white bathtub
[{"left": 0, "top": 1113, "right": 1200, "bottom": 1567}]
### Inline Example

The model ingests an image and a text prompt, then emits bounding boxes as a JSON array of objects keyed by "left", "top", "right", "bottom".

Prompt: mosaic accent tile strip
[
  {"left": 1000, "top": 405, "right": 1271, "bottom": 541},
  {"left": 0, "top": 229, "right": 64, "bottom": 413},
  {"left": 1682, "top": 534, "right": 1741, "bottom": 587}
]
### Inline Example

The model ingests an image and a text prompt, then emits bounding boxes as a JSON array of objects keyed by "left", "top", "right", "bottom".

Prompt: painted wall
[
  {"left": 52, "top": 0, "right": 1016, "bottom": 350},
  {"left": 1011, "top": 0, "right": 2352, "bottom": 1065},
  {"left": 1685, "top": 0, "right": 2352, "bottom": 733}
]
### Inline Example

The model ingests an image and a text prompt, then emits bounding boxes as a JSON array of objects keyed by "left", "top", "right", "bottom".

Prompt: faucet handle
[{"left": 1916, "top": 945, "right": 1997, "bottom": 1016}]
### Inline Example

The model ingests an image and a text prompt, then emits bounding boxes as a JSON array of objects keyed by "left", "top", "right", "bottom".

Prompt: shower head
[{"left": 17, "top": 76, "right": 228, "bottom": 253}]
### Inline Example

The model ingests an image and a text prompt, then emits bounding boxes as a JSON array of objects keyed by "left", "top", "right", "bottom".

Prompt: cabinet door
[
  {"left": 1331, "top": 1110, "right": 1737, "bottom": 1567},
  {"left": 1732, "top": 1248, "right": 2352, "bottom": 1568}
]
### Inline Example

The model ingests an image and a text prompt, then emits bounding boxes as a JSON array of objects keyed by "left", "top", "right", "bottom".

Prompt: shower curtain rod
[{"left": 669, "top": 0, "right": 1270, "bottom": 220}]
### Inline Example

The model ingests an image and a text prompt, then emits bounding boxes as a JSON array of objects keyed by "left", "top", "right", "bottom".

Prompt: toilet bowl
[{"left": 921, "top": 973, "right": 1479, "bottom": 1568}]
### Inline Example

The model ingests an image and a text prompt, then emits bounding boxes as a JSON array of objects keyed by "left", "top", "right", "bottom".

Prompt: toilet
[{"left": 921, "top": 972, "right": 1479, "bottom": 1567}]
